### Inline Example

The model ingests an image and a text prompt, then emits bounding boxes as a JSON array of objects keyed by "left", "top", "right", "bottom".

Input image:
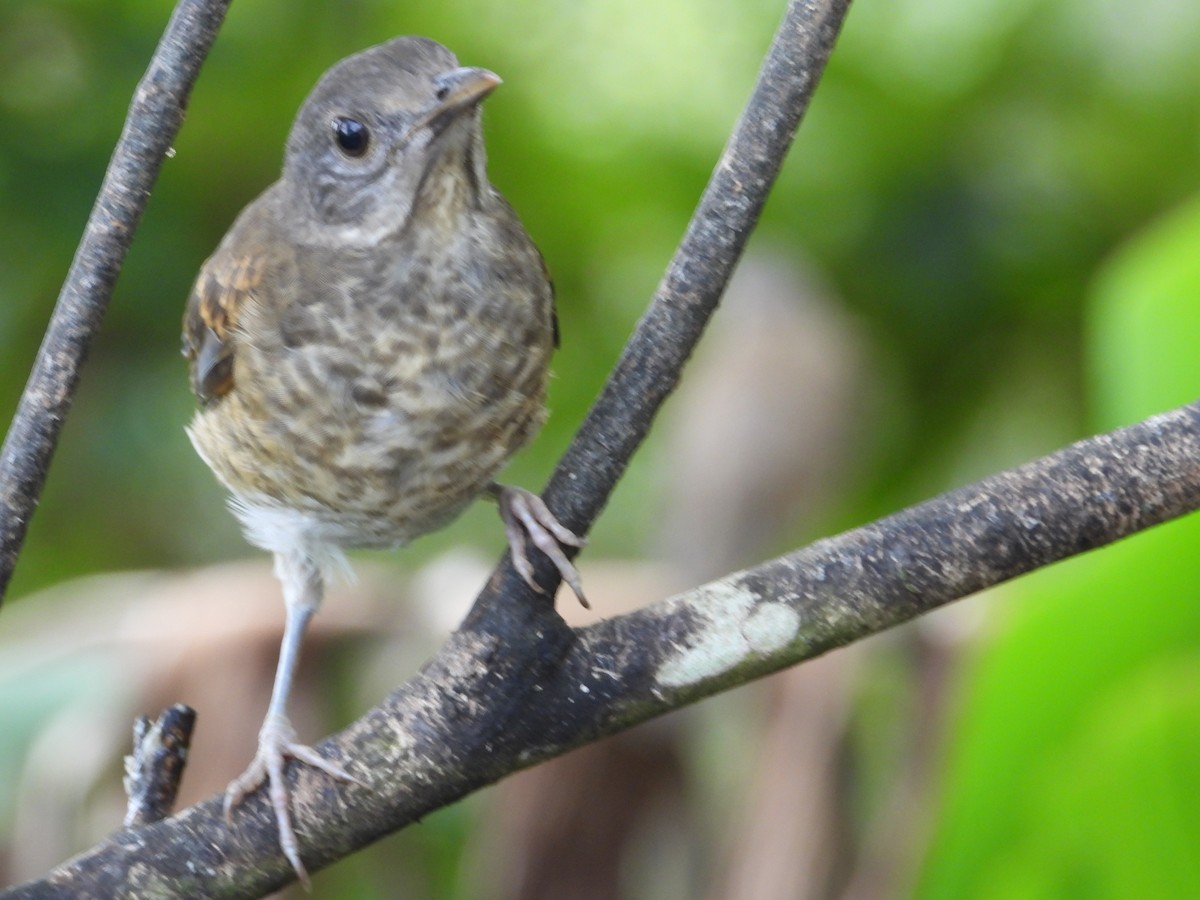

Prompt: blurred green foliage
[
  {"left": 2, "top": 0, "right": 1200, "bottom": 896},
  {"left": 918, "top": 189, "right": 1200, "bottom": 898}
]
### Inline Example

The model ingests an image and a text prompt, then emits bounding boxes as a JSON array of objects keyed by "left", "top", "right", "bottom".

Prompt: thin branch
[
  {"left": 124, "top": 705, "right": 197, "bottom": 828},
  {"left": 0, "top": 0, "right": 231, "bottom": 602}
]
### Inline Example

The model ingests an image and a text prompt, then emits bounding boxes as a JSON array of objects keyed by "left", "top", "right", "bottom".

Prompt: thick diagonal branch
[
  {"left": 0, "top": 0, "right": 231, "bottom": 601},
  {"left": 9, "top": 404, "right": 1200, "bottom": 898}
]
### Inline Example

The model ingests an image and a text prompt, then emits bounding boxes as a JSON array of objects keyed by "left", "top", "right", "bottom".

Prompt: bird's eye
[
  {"left": 434, "top": 83, "right": 451, "bottom": 102},
  {"left": 332, "top": 116, "right": 370, "bottom": 157}
]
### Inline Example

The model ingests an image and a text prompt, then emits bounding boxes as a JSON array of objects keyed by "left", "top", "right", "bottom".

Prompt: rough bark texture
[
  {"left": 0, "top": 0, "right": 232, "bottom": 600},
  {"left": 7, "top": 403, "right": 1200, "bottom": 898},
  {"left": 124, "top": 705, "right": 198, "bottom": 829}
]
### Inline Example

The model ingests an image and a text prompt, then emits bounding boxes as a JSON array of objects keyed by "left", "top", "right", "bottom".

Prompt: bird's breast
[{"left": 190, "top": 241, "right": 554, "bottom": 550}]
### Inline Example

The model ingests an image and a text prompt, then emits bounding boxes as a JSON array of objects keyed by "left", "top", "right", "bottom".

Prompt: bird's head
[{"left": 282, "top": 36, "right": 499, "bottom": 244}]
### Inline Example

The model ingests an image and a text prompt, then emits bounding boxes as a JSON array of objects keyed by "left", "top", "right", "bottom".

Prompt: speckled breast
[{"left": 188, "top": 228, "right": 555, "bottom": 551}]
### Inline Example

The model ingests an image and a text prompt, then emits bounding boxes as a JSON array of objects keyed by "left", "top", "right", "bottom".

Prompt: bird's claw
[
  {"left": 493, "top": 484, "right": 588, "bottom": 608},
  {"left": 224, "top": 715, "right": 361, "bottom": 889}
]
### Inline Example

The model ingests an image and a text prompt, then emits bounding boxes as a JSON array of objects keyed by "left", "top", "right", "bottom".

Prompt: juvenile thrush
[{"left": 182, "top": 36, "right": 584, "bottom": 884}]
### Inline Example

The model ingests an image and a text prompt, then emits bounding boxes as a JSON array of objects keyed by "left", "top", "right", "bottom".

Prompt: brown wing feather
[
  {"left": 182, "top": 252, "right": 265, "bottom": 405},
  {"left": 538, "top": 252, "right": 559, "bottom": 349}
]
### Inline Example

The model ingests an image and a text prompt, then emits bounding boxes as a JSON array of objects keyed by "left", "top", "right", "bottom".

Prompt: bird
[{"left": 181, "top": 35, "right": 585, "bottom": 885}]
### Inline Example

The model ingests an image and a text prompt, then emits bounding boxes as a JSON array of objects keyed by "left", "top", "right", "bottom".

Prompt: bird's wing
[
  {"left": 542, "top": 253, "right": 560, "bottom": 349},
  {"left": 181, "top": 247, "right": 268, "bottom": 406}
]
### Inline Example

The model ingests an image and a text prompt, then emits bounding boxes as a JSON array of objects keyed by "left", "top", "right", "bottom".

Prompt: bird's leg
[
  {"left": 488, "top": 483, "right": 588, "bottom": 608},
  {"left": 224, "top": 551, "right": 359, "bottom": 888}
]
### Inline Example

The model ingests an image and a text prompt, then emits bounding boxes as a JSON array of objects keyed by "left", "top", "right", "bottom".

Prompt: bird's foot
[
  {"left": 224, "top": 714, "right": 360, "bottom": 889},
  {"left": 492, "top": 484, "right": 588, "bottom": 608}
]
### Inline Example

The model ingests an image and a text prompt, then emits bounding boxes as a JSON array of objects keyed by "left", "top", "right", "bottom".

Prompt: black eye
[
  {"left": 332, "top": 116, "right": 370, "bottom": 157},
  {"left": 434, "top": 83, "right": 450, "bottom": 101}
]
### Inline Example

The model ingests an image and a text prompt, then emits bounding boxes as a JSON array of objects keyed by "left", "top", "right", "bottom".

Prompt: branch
[
  {"left": 536, "top": 0, "right": 851, "bottom": 536},
  {"left": 10, "top": 406, "right": 1200, "bottom": 897},
  {"left": 123, "top": 705, "right": 197, "bottom": 829},
  {"left": 0, "top": 0, "right": 231, "bottom": 602}
]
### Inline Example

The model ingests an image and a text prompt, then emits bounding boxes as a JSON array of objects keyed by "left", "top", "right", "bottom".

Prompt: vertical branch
[
  {"left": 549, "top": 0, "right": 852, "bottom": 528},
  {"left": 474, "top": 0, "right": 854, "bottom": 617},
  {"left": 0, "top": 0, "right": 232, "bottom": 601},
  {"left": 123, "top": 705, "right": 197, "bottom": 828}
]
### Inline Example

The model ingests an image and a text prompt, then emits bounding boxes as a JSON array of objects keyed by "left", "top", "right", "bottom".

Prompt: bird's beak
[
  {"left": 402, "top": 67, "right": 502, "bottom": 144},
  {"left": 433, "top": 67, "right": 502, "bottom": 112}
]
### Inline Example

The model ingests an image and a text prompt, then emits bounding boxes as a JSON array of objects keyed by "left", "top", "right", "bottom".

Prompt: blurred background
[{"left": 2, "top": 0, "right": 1200, "bottom": 896}]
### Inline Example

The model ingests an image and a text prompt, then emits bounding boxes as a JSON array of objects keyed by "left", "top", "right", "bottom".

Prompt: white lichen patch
[
  {"left": 656, "top": 581, "right": 801, "bottom": 688},
  {"left": 743, "top": 602, "right": 801, "bottom": 654}
]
